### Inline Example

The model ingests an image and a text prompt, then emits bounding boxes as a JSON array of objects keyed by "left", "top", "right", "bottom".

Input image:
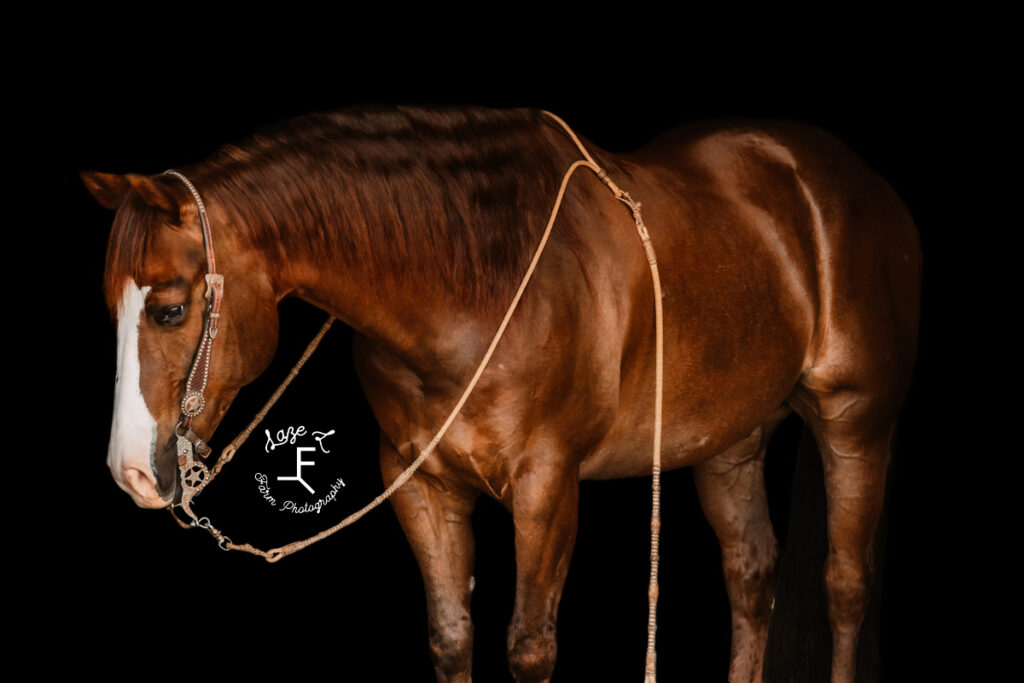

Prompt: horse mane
[{"left": 104, "top": 105, "right": 596, "bottom": 315}]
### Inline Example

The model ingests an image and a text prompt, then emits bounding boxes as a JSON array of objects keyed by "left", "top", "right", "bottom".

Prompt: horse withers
[{"left": 84, "top": 106, "right": 920, "bottom": 682}]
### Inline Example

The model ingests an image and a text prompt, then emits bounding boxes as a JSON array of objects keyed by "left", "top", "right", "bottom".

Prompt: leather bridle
[
  {"left": 158, "top": 168, "right": 334, "bottom": 529},
  {"left": 163, "top": 169, "right": 224, "bottom": 509}
]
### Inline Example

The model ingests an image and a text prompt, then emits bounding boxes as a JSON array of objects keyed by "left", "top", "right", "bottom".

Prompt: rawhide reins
[{"left": 162, "top": 112, "right": 665, "bottom": 681}]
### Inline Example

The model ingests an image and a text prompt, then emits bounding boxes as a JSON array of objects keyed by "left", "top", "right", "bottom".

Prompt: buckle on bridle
[{"left": 205, "top": 273, "right": 224, "bottom": 339}]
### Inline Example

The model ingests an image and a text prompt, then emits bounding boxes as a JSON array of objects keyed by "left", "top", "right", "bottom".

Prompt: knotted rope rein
[{"left": 169, "top": 111, "right": 665, "bottom": 681}]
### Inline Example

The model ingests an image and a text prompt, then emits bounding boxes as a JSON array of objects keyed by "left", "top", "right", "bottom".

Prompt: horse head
[{"left": 83, "top": 170, "right": 281, "bottom": 508}]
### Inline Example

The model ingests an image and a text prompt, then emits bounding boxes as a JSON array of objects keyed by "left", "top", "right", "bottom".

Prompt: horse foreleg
[
  {"left": 381, "top": 436, "right": 479, "bottom": 683},
  {"left": 694, "top": 418, "right": 782, "bottom": 683},
  {"left": 506, "top": 455, "right": 579, "bottom": 683}
]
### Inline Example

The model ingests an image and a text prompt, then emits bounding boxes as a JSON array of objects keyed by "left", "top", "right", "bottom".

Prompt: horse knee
[
  {"left": 507, "top": 630, "right": 557, "bottom": 682},
  {"left": 823, "top": 553, "right": 870, "bottom": 633},
  {"left": 428, "top": 615, "right": 473, "bottom": 680}
]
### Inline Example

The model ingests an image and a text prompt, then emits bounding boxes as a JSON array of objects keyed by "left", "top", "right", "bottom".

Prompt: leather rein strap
[{"left": 160, "top": 113, "right": 666, "bottom": 681}]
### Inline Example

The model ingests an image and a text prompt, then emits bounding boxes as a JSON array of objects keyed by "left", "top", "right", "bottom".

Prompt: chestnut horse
[{"left": 84, "top": 105, "right": 920, "bottom": 683}]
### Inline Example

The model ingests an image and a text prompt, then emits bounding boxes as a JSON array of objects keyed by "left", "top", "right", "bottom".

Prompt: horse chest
[{"left": 353, "top": 323, "right": 623, "bottom": 493}]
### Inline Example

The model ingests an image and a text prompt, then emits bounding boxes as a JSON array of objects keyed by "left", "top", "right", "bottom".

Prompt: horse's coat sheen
[{"left": 87, "top": 105, "right": 921, "bottom": 683}]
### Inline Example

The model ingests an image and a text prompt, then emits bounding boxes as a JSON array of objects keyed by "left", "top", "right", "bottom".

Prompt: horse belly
[{"left": 579, "top": 359, "right": 803, "bottom": 481}]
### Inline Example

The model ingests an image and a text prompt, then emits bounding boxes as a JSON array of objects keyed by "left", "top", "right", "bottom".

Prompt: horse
[{"left": 83, "top": 104, "right": 920, "bottom": 683}]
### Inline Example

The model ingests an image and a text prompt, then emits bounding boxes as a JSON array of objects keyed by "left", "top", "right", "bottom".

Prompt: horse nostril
[
  {"left": 123, "top": 467, "right": 155, "bottom": 495},
  {"left": 123, "top": 467, "right": 169, "bottom": 508}
]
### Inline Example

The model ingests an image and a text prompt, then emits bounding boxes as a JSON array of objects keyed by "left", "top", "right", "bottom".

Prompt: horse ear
[
  {"left": 80, "top": 172, "right": 185, "bottom": 224},
  {"left": 80, "top": 171, "right": 131, "bottom": 210},
  {"left": 125, "top": 174, "right": 184, "bottom": 221}
]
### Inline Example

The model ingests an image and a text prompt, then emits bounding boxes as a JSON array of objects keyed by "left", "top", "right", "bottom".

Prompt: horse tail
[{"left": 764, "top": 425, "right": 887, "bottom": 682}]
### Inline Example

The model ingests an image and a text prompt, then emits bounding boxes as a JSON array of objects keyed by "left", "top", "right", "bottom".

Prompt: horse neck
[
  {"left": 205, "top": 170, "right": 533, "bottom": 371},
  {"left": 193, "top": 112, "right": 590, "bottom": 369},
  {"left": 280, "top": 246, "right": 468, "bottom": 366}
]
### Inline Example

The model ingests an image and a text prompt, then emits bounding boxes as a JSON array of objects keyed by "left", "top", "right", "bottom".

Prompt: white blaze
[{"left": 108, "top": 280, "right": 161, "bottom": 502}]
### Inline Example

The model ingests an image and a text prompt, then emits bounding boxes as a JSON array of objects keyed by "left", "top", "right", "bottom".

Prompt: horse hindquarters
[{"left": 786, "top": 137, "right": 921, "bottom": 683}]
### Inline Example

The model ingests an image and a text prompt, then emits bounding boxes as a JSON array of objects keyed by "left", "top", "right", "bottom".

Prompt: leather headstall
[{"left": 163, "top": 169, "right": 223, "bottom": 506}]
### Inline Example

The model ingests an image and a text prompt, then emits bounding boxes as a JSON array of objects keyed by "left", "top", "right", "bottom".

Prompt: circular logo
[{"left": 254, "top": 424, "right": 345, "bottom": 515}]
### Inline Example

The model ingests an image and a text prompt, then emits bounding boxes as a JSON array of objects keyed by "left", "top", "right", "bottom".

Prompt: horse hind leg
[
  {"left": 790, "top": 382, "right": 896, "bottom": 683},
  {"left": 693, "top": 408, "right": 788, "bottom": 683}
]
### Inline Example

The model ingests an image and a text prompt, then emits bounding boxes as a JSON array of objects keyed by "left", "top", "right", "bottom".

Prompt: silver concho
[
  {"left": 181, "top": 391, "right": 205, "bottom": 417},
  {"left": 181, "top": 462, "right": 210, "bottom": 491}
]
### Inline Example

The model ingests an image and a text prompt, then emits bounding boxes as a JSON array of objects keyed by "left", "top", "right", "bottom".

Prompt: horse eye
[{"left": 156, "top": 304, "right": 186, "bottom": 325}]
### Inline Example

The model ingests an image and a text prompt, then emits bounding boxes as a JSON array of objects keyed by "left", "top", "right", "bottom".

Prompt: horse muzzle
[{"left": 111, "top": 462, "right": 174, "bottom": 508}]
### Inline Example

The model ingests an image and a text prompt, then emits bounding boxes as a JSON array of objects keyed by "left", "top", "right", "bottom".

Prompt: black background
[{"left": 33, "top": 18, "right": 999, "bottom": 681}]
